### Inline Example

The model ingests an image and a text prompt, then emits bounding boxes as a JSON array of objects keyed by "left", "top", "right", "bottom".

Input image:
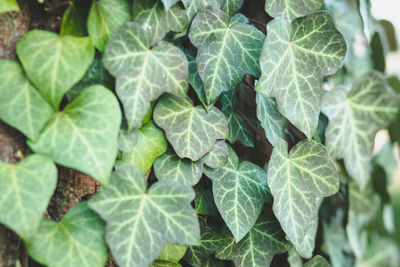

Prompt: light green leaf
[
  {"left": 89, "top": 164, "right": 200, "bottom": 267},
  {"left": 267, "top": 139, "right": 339, "bottom": 258},
  {"left": 321, "top": 71, "right": 399, "bottom": 189},
  {"left": 154, "top": 150, "right": 203, "bottom": 186},
  {"left": 215, "top": 212, "right": 290, "bottom": 267},
  {"left": 154, "top": 94, "right": 228, "bottom": 161},
  {"left": 265, "top": 0, "right": 323, "bottom": 22},
  {"left": 16, "top": 30, "right": 94, "bottom": 109},
  {"left": 0, "top": 155, "right": 57, "bottom": 240},
  {"left": 87, "top": 0, "right": 131, "bottom": 52},
  {"left": 220, "top": 90, "right": 254, "bottom": 147},
  {"left": 189, "top": 6, "right": 264, "bottom": 104},
  {"left": 0, "top": 0, "right": 19, "bottom": 13},
  {"left": 118, "top": 121, "right": 167, "bottom": 173},
  {"left": 304, "top": 256, "right": 331, "bottom": 267},
  {"left": 161, "top": 0, "right": 180, "bottom": 10},
  {"left": 133, "top": 0, "right": 188, "bottom": 45},
  {"left": 151, "top": 260, "right": 181, "bottom": 267},
  {"left": 204, "top": 145, "right": 270, "bottom": 241},
  {"left": 103, "top": 21, "right": 188, "bottom": 130},
  {"left": 60, "top": 0, "right": 91, "bottom": 36},
  {"left": 255, "top": 11, "right": 346, "bottom": 138},
  {"left": 202, "top": 140, "right": 228, "bottom": 169},
  {"left": 255, "top": 93, "right": 287, "bottom": 146},
  {"left": 288, "top": 247, "right": 303, "bottom": 267},
  {"left": 0, "top": 60, "right": 53, "bottom": 140},
  {"left": 28, "top": 85, "right": 121, "bottom": 186},
  {"left": 26, "top": 202, "right": 108, "bottom": 267},
  {"left": 186, "top": 0, "right": 242, "bottom": 22},
  {"left": 157, "top": 243, "right": 187, "bottom": 263}
]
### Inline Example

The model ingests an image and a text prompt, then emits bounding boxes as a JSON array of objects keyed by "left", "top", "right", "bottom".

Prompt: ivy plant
[{"left": 0, "top": 0, "right": 399, "bottom": 266}]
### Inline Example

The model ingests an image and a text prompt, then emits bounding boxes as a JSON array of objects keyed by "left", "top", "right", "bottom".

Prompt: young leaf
[
  {"left": 321, "top": 71, "right": 399, "bottom": 189},
  {"left": 26, "top": 201, "right": 108, "bottom": 267},
  {"left": 255, "top": 11, "right": 346, "bottom": 138},
  {"left": 256, "top": 93, "right": 287, "bottom": 146},
  {"left": 103, "top": 22, "right": 188, "bottom": 130},
  {"left": 28, "top": 85, "right": 121, "bottom": 186},
  {"left": 154, "top": 94, "right": 228, "bottom": 161},
  {"left": 0, "top": 60, "right": 53, "bottom": 140},
  {"left": 87, "top": 0, "right": 131, "bottom": 52},
  {"left": 118, "top": 121, "right": 167, "bottom": 173},
  {"left": 189, "top": 6, "right": 264, "bottom": 104},
  {"left": 157, "top": 243, "right": 187, "bottom": 263},
  {"left": 89, "top": 164, "right": 200, "bottom": 267},
  {"left": 16, "top": 30, "right": 94, "bottom": 109},
  {"left": 60, "top": 0, "right": 91, "bottom": 36},
  {"left": 0, "top": 0, "right": 19, "bottom": 13},
  {"left": 267, "top": 139, "right": 339, "bottom": 258},
  {"left": 215, "top": 213, "right": 290, "bottom": 266},
  {"left": 265, "top": 0, "right": 323, "bottom": 22},
  {"left": 304, "top": 255, "right": 331, "bottom": 267},
  {"left": 204, "top": 145, "right": 270, "bottom": 241},
  {"left": 0, "top": 155, "right": 57, "bottom": 240}
]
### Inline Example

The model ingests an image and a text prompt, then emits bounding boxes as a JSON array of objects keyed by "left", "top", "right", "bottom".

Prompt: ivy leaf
[
  {"left": 255, "top": 11, "right": 346, "bottom": 138},
  {"left": 118, "top": 121, "right": 167, "bottom": 173},
  {"left": 89, "top": 164, "right": 200, "bottom": 267},
  {"left": 157, "top": 243, "right": 187, "bottom": 263},
  {"left": 133, "top": 0, "right": 188, "bottom": 45},
  {"left": 267, "top": 139, "right": 339, "bottom": 258},
  {"left": 0, "top": 0, "right": 19, "bottom": 13},
  {"left": 219, "top": 0, "right": 244, "bottom": 18},
  {"left": 304, "top": 255, "right": 331, "bottom": 267},
  {"left": 194, "top": 184, "right": 218, "bottom": 216},
  {"left": 265, "top": 0, "right": 323, "bottom": 22},
  {"left": 204, "top": 145, "right": 270, "bottom": 241},
  {"left": 220, "top": 90, "right": 254, "bottom": 147},
  {"left": 87, "top": 0, "right": 131, "bottom": 52},
  {"left": 28, "top": 85, "right": 121, "bottom": 185},
  {"left": 154, "top": 94, "right": 228, "bottom": 161},
  {"left": 26, "top": 202, "right": 108, "bottom": 267},
  {"left": 202, "top": 140, "right": 228, "bottom": 169},
  {"left": 60, "top": 0, "right": 91, "bottom": 36},
  {"left": 103, "top": 22, "right": 188, "bottom": 130},
  {"left": 0, "top": 155, "right": 57, "bottom": 240},
  {"left": 154, "top": 150, "right": 203, "bottom": 186},
  {"left": 215, "top": 212, "right": 290, "bottom": 266},
  {"left": 256, "top": 93, "right": 287, "bottom": 146},
  {"left": 189, "top": 6, "right": 264, "bottom": 104},
  {"left": 161, "top": 0, "right": 180, "bottom": 10},
  {"left": 321, "top": 71, "right": 399, "bottom": 189},
  {"left": 0, "top": 60, "right": 53, "bottom": 141},
  {"left": 16, "top": 30, "right": 95, "bottom": 109},
  {"left": 186, "top": 0, "right": 243, "bottom": 22}
]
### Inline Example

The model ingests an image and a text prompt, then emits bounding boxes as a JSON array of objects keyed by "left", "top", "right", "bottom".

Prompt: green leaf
[
  {"left": 219, "top": 0, "right": 243, "bottom": 18},
  {"left": 161, "top": 0, "right": 180, "bottom": 10},
  {"left": 154, "top": 150, "right": 203, "bottom": 186},
  {"left": 189, "top": 6, "right": 264, "bottom": 104},
  {"left": 154, "top": 94, "right": 228, "bottom": 161},
  {"left": 220, "top": 90, "right": 254, "bottom": 147},
  {"left": 158, "top": 243, "right": 187, "bottom": 263},
  {"left": 0, "top": 60, "right": 53, "bottom": 140},
  {"left": 194, "top": 184, "right": 218, "bottom": 216},
  {"left": 288, "top": 247, "right": 303, "bottom": 267},
  {"left": 28, "top": 85, "right": 121, "bottom": 185},
  {"left": 0, "top": 0, "right": 19, "bottom": 13},
  {"left": 186, "top": 0, "right": 243, "bottom": 22},
  {"left": 118, "top": 121, "right": 167, "bottom": 173},
  {"left": 321, "top": 71, "right": 399, "bottom": 189},
  {"left": 215, "top": 212, "right": 290, "bottom": 266},
  {"left": 16, "top": 30, "right": 95, "bottom": 110},
  {"left": 202, "top": 140, "right": 228, "bottom": 169},
  {"left": 133, "top": 0, "right": 188, "bottom": 45},
  {"left": 204, "top": 145, "right": 270, "bottom": 241},
  {"left": 267, "top": 139, "right": 339, "bottom": 258},
  {"left": 87, "top": 0, "right": 131, "bottom": 52},
  {"left": 26, "top": 201, "right": 108, "bottom": 267},
  {"left": 255, "top": 93, "right": 287, "bottom": 146},
  {"left": 0, "top": 155, "right": 57, "bottom": 240},
  {"left": 265, "top": 0, "right": 323, "bottom": 22},
  {"left": 60, "top": 0, "right": 91, "bottom": 36},
  {"left": 255, "top": 11, "right": 346, "bottom": 138},
  {"left": 304, "top": 255, "right": 331, "bottom": 267},
  {"left": 89, "top": 164, "right": 200, "bottom": 267},
  {"left": 103, "top": 22, "right": 188, "bottom": 130}
]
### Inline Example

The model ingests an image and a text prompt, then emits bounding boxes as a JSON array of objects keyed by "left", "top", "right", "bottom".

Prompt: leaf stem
[{"left": 145, "top": 168, "right": 151, "bottom": 180}]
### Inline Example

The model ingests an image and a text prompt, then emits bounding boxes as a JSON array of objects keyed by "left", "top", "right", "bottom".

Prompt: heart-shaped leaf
[
  {"left": 89, "top": 164, "right": 200, "bottom": 267},
  {"left": 28, "top": 85, "right": 121, "bottom": 185},
  {"left": 87, "top": 0, "right": 131, "bottom": 52},
  {"left": 26, "top": 201, "right": 108, "bottom": 267},
  {"left": 255, "top": 11, "right": 346, "bottom": 138},
  {"left": 267, "top": 138, "right": 339, "bottom": 258},
  {"left": 118, "top": 121, "right": 167, "bottom": 173},
  {"left": 0, "top": 60, "right": 53, "bottom": 140},
  {"left": 204, "top": 145, "right": 270, "bottom": 241},
  {"left": 103, "top": 21, "right": 188, "bottom": 130},
  {"left": 154, "top": 94, "right": 228, "bottom": 161},
  {"left": 321, "top": 71, "right": 399, "bottom": 189},
  {"left": 0, "top": 155, "right": 57, "bottom": 240},
  {"left": 189, "top": 6, "right": 264, "bottom": 104},
  {"left": 265, "top": 0, "right": 323, "bottom": 22},
  {"left": 16, "top": 30, "right": 95, "bottom": 109}
]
